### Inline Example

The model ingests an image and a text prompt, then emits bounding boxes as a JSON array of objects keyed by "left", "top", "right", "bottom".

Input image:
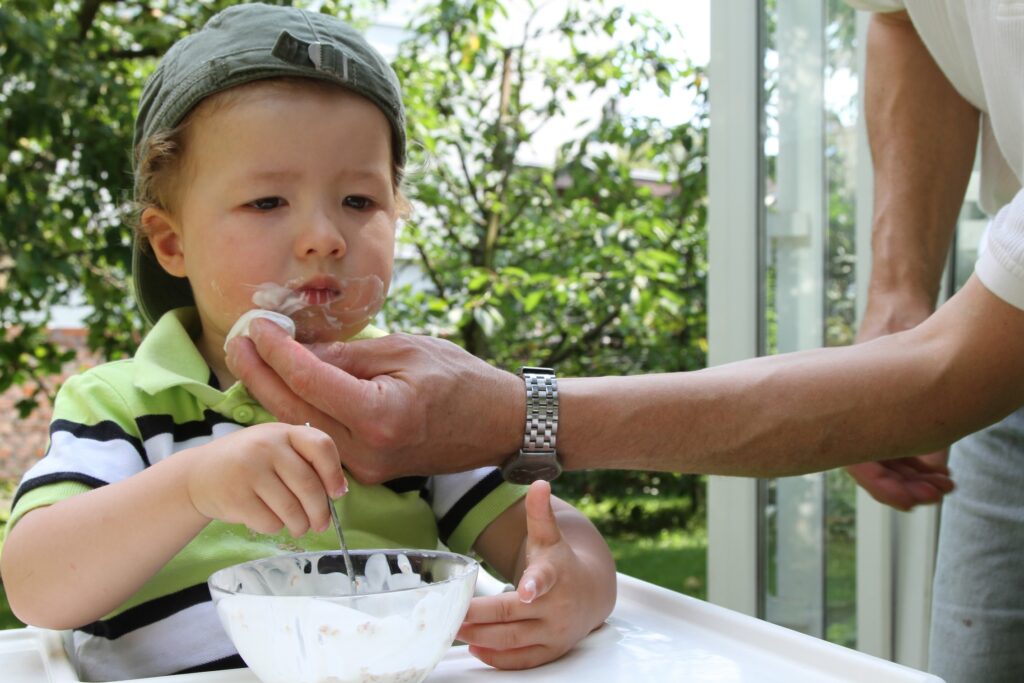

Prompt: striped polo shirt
[{"left": 4, "top": 308, "right": 525, "bottom": 681}]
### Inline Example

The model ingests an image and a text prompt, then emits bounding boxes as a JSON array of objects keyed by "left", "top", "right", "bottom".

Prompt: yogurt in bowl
[{"left": 208, "top": 550, "right": 478, "bottom": 683}]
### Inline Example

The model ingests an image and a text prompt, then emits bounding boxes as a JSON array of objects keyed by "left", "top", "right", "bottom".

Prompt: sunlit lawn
[{"left": 607, "top": 527, "right": 707, "bottom": 600}]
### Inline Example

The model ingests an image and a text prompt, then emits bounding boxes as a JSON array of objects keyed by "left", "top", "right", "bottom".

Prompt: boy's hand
[
  {"left": 457, "top": 481, "right": 604, "bottom": 669},
  {"left": 184, "top": 423, "right": 347, "bottom": 536}
]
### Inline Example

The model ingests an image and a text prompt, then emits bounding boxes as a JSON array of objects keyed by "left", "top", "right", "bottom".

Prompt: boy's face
[{"left": 145, "top": 84, "right": 397, "bottom": 351}]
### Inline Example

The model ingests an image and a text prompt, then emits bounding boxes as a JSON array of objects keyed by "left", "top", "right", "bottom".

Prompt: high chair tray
[{"left": 0, "top": 573, "right": 942, "bottom": 682}]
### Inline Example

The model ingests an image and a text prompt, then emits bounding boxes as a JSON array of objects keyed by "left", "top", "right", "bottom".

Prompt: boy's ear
[{"left": 141, "top": 207, "right": 186, "bottom": 278}]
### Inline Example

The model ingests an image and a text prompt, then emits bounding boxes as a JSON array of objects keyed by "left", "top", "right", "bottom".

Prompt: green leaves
[
  {"left": 388, "top": 0, "right": 707, "bottom": 376},
  {"left": 5, "top": 0, "right": 708, "bottom": 416}
]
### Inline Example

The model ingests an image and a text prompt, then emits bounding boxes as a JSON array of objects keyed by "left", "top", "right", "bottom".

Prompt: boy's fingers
[
  {"left": 272, "top": 451, "right": 334, "bottom": 533},
  {"left": 463, "top": 593, "right": 529, "bottom": 625},
  {"left": 251, "top": 477, "right": 308, "bottom": 536},
  {"left": 288, "top": 425, "right": 348, "bottom": 498},
  {"left": 517, "top": 560, "right": 556, "bottom": 604},
  {"left": 457, "top": 619, "right": 544, "bottom": 652},
  {"left": 525, "top": 481, "right": 561, "bottom": 548},
  {"left": 468, "top": 644, "right": 557, "bottom": 671}
]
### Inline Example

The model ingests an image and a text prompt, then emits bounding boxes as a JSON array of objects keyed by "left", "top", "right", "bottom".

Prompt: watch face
[{"left": 501, "top": 455, "right": 562, "bottom": 484}]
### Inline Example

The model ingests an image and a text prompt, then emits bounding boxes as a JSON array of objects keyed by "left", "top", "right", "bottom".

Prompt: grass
[
  {"left": 607, "top": 527, "right": 707, "bottom": 600},
  {"left": 0, "top": 586, "right": 23, "bottom": 630}
]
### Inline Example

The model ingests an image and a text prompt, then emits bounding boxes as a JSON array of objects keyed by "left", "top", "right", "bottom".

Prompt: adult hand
[
  {"left": 225, "top": 319, "right": 523, "bottom": 484},
  {"left": 845, "top": 452, "right": 952, "bottom": 511},
  {"left": 457, "top": 482, "right": 606, "bottom": 669},
  {"left": 844, "top": 295, "right": 955, "bottom": 510}
]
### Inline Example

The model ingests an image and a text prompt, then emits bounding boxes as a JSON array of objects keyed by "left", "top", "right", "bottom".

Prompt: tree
[
  {"left": 389, "top": 1, "right": 708, "bottom": 499},
  {"left": 0, "top": 0, "right": 386, "bottom": 414},
  {"left": 390, "top": 0, "right": 708, "bottom": 380},
  {"left": 1, "top": 1, "right": 709, "bottom": 502}
]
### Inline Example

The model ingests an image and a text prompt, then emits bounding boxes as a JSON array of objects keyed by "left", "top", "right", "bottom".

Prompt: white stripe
[
  {"left": 142, "top": 422, "right": 245, "bottom": 463},
  {"left": 19, "top": 432, "right": 144, "bottom": 487},
  {"left": 427, "top": 467, "right": 500, "bottom": 519},
  {"left": 71, "top": 601, "right": 235, "bottom": 681}
]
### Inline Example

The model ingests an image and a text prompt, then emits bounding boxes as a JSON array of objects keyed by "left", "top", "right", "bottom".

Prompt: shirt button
[{"left": 232, "top": 405, "right": 255, "bottom": 424}]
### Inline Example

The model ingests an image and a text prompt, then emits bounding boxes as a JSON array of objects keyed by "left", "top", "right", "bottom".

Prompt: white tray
[{"left": 0, "top": 573, "right": 943, "bottom": 682}]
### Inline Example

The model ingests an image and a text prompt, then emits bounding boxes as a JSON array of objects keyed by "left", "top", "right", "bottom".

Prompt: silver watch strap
[{"left": 521, "top": 367, "right": 558, "bottom": 453}]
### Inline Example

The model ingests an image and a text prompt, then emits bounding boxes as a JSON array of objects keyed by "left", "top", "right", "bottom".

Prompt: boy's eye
[
  {"left": 343, "top": 196, "right": 372, "bottom": 210},
  {"left": 247, "top": 196, "right": 285, "bottom": 210}
]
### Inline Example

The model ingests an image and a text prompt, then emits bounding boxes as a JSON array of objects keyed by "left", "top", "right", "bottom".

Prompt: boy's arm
[
  {"left": 2, "top": 452, "right": 210, "bottom": 629},
  {"left": 463, "top": 482, "right": 616, "bottom": 669},
  {"left": 1, "top": 423, "right": 345, "bottom": 629}
]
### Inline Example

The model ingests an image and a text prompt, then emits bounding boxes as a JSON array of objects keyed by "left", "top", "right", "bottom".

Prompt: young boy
[{"left": 0, "top": 4, "right": 615, "bottom": 680}]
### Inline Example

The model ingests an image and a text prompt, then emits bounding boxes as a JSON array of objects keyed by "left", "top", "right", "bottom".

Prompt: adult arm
[
  {"left": 227, "top": 275, "right": 1024, "bottom": 481},
  {"left": 843, "top": 9, "right": 978, "bottom": 509}
]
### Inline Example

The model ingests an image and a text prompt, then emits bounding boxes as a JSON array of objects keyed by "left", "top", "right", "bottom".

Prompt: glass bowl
[{"left": 208, "top": 549, "right": 479, "bottom": 683}]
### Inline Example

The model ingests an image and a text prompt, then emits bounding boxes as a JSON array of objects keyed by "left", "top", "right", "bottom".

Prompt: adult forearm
[
  {"left": 557, "top": 278, "right": 1024, "bottom": 476},
  {"left": 1, "top": 454, "right": 209, "bottom": 629},
  {"left": 862, "top": 10, "right": 979, "bottom": 331}
]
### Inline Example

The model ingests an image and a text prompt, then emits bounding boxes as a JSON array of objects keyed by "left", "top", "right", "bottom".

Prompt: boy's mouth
[{"left": 295, "top": 277, "right": 342, "bottom": 306}]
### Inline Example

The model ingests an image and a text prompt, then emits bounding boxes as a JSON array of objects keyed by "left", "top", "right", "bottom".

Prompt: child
[{"left": 0, "top": 4, "right": 615, "bottom": 680}]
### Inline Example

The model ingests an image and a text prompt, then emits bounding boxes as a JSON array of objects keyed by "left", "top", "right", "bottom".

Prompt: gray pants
[{"left": 929, "top": 409, "right": 1024, "bottom": 682}]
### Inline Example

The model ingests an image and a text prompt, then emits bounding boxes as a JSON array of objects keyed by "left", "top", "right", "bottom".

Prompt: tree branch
[
  {"left": 545, "top": 305, "right": 621, "bottom": 366},
  {"left": 413, "top": 240, "right": 448, "bottom": 300},
  {"left": 453, "top": 141, "right": 488, "bottom": 220},
  {"left": 77, "top": 0, "right": 105, "bottom": 39}
]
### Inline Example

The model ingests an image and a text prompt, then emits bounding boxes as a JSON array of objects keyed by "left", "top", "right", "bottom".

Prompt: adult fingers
[
  {"left": 849, "top": 462, "right": 950, "bottom": 510},
  {"left": 246, "top": 318, "right": 372, "bottom": 424},
  {"left": 226, "top": 335, "right": 344, "bottom": 435},
  {"left": 846, "top": 462, "right": 916, "bottom": 511}
]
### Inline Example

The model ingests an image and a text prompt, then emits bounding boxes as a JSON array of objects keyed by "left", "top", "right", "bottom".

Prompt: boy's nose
[{"left": 296, "top": 215, "right": 346, "bottom": 259}]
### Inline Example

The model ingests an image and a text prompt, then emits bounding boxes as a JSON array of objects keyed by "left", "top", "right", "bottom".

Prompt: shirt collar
[
  {"left": 132, "top": 307, "right": 388, "bottom": 406},
  {"left": 132, "top": 308, "right": 241, "bottom": 406}
]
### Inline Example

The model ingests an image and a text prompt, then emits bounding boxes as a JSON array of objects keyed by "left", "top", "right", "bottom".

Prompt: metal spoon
[
  {"left": 305, "top": 422, "right": 357, "bottom": 589},
  {"left": 326, "top": 492, "right": 357, "bottom": 589}
]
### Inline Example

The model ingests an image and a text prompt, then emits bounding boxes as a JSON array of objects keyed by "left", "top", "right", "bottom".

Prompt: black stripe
[
  {"left": 175, "top": 654, "right": 246, "bottom": 674},
  {"left": 135, "top": 409, "right": 239, "bottom": 443},
  {"left": 50, "top": 419, "right": 148, "bottom": 466},
  {"left": 11, "top": 472, "right": 107, "bottom": 509},
  {"left": 436, "top": 469, "right": 505, "bottom": 545},
  {"left": 382, "top": 476, "right": 428, "bottom": 494},
  {"left": 78, "top": 583, "right": 211, "bottom": 640}
]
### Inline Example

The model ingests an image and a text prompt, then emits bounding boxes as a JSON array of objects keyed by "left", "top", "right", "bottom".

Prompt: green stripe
[{"left": 447, "top": 483, "right": 528, "bottom": 555}]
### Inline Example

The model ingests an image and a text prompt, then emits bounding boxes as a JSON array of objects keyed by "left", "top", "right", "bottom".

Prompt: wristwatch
[{"left": 501, "top": 366, "right": 562, "bottom": 484}]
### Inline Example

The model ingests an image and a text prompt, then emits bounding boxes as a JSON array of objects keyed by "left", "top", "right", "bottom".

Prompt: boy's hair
[{"left": 131, "top": 2, "right": 406, "bottom": 327}]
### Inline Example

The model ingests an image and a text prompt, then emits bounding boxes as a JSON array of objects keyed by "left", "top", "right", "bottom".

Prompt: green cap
[{"left": 131, "top": 2, "right": 406, "bottom": 326}]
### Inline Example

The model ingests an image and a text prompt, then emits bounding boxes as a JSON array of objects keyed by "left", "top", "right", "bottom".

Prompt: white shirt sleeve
[
  {"left": 975, "top": 188, "right": 1024, "bottom": 310},
  {"left": 844, "top": 0, "right": 905, "bottom": 11}
]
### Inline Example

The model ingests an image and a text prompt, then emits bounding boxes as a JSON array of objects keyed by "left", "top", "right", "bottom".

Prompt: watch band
[
  {"left": 502, "top": 366, "right": 562, "bottom": 483},
  {"left": 522, "top": 366, "right": 558, "bottom": 453}
]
